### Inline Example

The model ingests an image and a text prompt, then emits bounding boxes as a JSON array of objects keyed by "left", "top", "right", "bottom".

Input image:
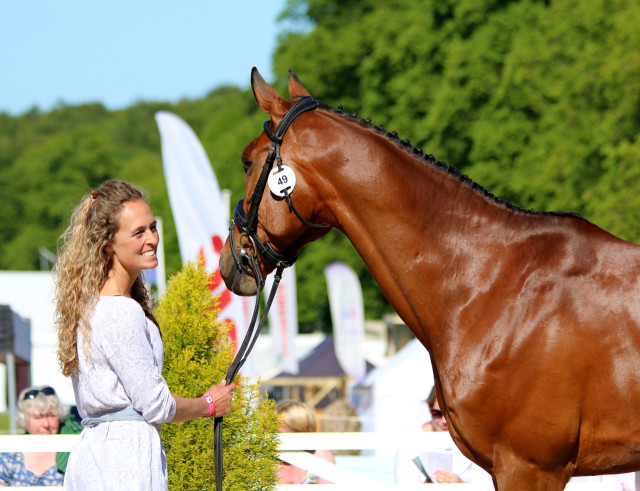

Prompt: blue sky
[{"left": 1, "top": 0, "right": 289, "bottom": 115}]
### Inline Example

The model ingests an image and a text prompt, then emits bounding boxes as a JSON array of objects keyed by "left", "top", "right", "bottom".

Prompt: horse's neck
[{"left": 323, "top": 131, "right": 516, "bottom": 346}]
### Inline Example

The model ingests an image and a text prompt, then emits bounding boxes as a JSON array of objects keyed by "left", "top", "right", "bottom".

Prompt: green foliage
[
  {"left": 582, "top": 136, "right": 640, "bottom": 241},
  {"left": 274, "top": 0, "right": 640, "bottom": 248},
  {"left": 156, "top": 261, "right": 280, "bottom": 491}
]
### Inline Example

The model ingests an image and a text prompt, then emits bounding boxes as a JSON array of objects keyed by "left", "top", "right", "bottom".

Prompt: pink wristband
[{"left": 202, "top": 394, "right": 215, "bottom": 417}]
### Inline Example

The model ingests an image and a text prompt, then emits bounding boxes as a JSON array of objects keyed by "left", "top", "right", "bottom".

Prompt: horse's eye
[{"left": 241, "top": 158, "right": 252, "bottom": 174}]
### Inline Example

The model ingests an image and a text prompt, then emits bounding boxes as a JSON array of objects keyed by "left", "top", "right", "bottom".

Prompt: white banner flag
[
  {"left": 324, "top": 262, "right": 366, "bottom": 381},
  {"left": 155, "top": 111, "right": 252, "bottom": 361},
  {"left": 265, "top": 266, "right": 299, "bottom": 375}
]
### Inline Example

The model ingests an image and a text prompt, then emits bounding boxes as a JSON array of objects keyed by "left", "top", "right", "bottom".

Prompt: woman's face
[
  {"left": 26, "top": 407, "right": 59, "bottom": 435},
  {"left": 108, "top": 199, "right": 159, "bottom": 276},
  {"left": 430, "top": 400, "right": 448, "bottom": 432}
]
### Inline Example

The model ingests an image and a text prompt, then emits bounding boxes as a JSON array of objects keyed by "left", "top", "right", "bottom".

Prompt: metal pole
[
  {"left": 6, "top": 352, "right": 16, "bottom": 435},
  {"left": 38, "top": 247, "right": 57, "bottom": 271},
  {"left": 156, "top": 217, "right": 166, "bottom": 297},
  {"left": 221, "top": 189, "right": 231, "bottom": 221}
]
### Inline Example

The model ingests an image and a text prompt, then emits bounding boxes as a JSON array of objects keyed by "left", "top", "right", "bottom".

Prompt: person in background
[
  {"left": 0, "top": 386, "right": 68, "bottom": 486},
  {"left": 395, "top": 386, "right": 492, "bottom": 485},
  {"left": 54, "top": 180, "right": 236, "bottom": 490},
  {"left": 55, "top": 406, "right": 82, "bottom": 477},
  {"left": 277, "top": 400, "right": 336, "bottom": 485}
]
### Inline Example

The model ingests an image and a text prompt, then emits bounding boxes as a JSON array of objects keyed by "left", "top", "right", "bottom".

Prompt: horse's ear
[
  {"left": 288, "top": 70, "right": 311, "bottom": 98},
  {"left": 251, "top": 67, "right": 287, "bottom": 120}
]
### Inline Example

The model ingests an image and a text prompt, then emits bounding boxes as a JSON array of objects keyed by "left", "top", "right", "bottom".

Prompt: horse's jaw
[{"left": 219, "top": 249, "right": 259, "bottom": 296}]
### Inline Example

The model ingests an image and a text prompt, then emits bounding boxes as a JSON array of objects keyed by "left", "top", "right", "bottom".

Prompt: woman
[
  {"left": 54, "top": 180, "right": 235, "bottom": 490},
  {"left": 0, "top": 386, "right": 68, "bottom": 486},
  {"left": 276, "top": 400, "right": 335, "bottom": 485}
]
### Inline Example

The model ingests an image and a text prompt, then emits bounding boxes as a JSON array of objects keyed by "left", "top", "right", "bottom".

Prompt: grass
[{"left": 0, "top": 413, "right": 14, "bottom": 434}]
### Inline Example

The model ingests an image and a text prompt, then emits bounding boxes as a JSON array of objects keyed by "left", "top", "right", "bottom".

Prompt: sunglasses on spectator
[
  {"left": 431, "top": 409, "right": 444, "bottom": 419},
  {"left": 23, "top": 387, "right": 56, "bottom": 400}
]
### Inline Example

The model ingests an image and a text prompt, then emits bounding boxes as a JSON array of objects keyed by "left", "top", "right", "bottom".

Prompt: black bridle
[{"left": 215, "top": 95, "right": 328, "bottom": 490}]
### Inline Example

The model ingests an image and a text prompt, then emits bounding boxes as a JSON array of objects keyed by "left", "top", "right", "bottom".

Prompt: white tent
[{"left": 356, "top": 338, "right": 434, "bottom": 456}]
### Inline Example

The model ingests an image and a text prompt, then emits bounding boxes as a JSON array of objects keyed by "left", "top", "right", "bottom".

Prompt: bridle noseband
[{"left": 215, "top": 96, "right": 329, "bottom": 491}]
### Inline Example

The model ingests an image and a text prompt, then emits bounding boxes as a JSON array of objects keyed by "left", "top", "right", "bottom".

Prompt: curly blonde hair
[{"left": 54, "top": 180, "right": 158, "bottom": 377}]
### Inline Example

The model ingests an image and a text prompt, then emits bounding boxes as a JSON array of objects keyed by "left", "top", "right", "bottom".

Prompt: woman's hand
[
  {"left": 433, "top": 470, "right": 463, "bottom": 483},
  {"left": 171, "top": 381, "right": 237, "bottom": 422},
  {"left": 203, "top": 380, "right": 237, "bottom": 417}
]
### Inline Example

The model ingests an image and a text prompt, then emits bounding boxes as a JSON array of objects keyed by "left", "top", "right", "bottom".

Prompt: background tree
[
  {"left": 156, "top": 261, "right": 280, "bottom": 490},
  {"left": 274, "top": 0, "right": 640, "bottom": 226}
]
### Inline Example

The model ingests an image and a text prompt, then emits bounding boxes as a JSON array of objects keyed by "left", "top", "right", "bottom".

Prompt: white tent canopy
[{"left": 356, "top": 338, "right": 434, "bottom": 456}]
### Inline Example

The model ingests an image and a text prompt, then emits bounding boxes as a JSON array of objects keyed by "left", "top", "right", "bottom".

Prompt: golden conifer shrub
[{"left": 156, "top": 261, "right": 280, "bottom": 490}]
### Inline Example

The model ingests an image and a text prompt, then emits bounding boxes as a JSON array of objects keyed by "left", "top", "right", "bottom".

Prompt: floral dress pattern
[{"left": 0, "top": 452, "right": 63, "bottom": 486}]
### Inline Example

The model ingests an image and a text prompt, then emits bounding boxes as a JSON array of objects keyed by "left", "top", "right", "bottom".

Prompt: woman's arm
[{"left": 169, "top": 380, "right": 236, "bottom": 423}]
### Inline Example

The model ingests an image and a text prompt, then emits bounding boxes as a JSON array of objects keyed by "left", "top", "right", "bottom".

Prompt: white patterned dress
[{"left": 64, "top": 296, "right": 177, "bottom": 491}]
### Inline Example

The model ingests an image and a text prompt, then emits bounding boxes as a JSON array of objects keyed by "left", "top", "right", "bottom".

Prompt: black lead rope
[{"left": 213, "top": 263, "right": 284, "bottom": 490}]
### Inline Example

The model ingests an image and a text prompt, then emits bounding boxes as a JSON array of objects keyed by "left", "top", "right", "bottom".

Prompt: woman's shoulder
[
  {"left": 0, "top": 452, "right": 21, "bottom": 481},
  {"left": 0, "top": 452, "right": 19, "bottom": 464}
]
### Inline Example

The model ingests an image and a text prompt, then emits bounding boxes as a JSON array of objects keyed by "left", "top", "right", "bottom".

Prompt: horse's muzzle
[{"left": 219, "top": 246, "right": 259, "bottom": 296}]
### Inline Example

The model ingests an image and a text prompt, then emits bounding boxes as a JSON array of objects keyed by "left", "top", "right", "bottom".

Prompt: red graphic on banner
[
  {"left": 199, "top": 234, "right": 238, "bottom": 351},
  {"left": 276, "top": 283, "right": 290, "bottom": 357}
]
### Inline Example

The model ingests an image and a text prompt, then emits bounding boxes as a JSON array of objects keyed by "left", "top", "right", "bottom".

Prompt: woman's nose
[{"left": 146, "top": 229, "right": 159, "bottom": 244}]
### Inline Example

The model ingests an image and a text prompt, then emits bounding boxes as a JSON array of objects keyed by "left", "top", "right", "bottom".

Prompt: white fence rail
[{"left": 0, "top": 433, "right": 623, "bottom": 490}]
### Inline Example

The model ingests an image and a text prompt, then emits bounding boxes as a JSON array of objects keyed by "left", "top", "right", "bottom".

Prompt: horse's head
[{"left": 220, "top": 68, "right": 333, "bottom": 296}]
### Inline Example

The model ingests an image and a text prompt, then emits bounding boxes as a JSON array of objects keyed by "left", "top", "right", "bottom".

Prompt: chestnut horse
[{"left": 220, "top": 68, "right": 640, "bottom": 490}]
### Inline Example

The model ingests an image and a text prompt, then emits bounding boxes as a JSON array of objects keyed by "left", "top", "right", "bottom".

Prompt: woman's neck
[
  {"left": 24, "top": 452, "right": 56, "bottom": 475},
  {"left": 100, "top": 268, "right": 137, "bottom": 297}
]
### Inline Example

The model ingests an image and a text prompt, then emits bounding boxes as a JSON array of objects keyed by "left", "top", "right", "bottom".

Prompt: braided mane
[{"left": 323, "top": 103, "right": 580, "bottom": 219}]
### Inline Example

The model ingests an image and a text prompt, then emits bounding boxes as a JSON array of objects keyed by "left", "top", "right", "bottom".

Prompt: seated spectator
[
  {"left": 0, "top": 386, "right": 69, "bottom": 486},
  {"left": 276, "top": 400, "right": 336, "bottom": 484},
  {"left": 395, "top": 386, "right": 492, "bottom": 485}
]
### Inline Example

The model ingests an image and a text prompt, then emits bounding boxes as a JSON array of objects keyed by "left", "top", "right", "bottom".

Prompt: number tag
[{"left": 268, "top": 165, "right": 297, "bottom": 197}]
